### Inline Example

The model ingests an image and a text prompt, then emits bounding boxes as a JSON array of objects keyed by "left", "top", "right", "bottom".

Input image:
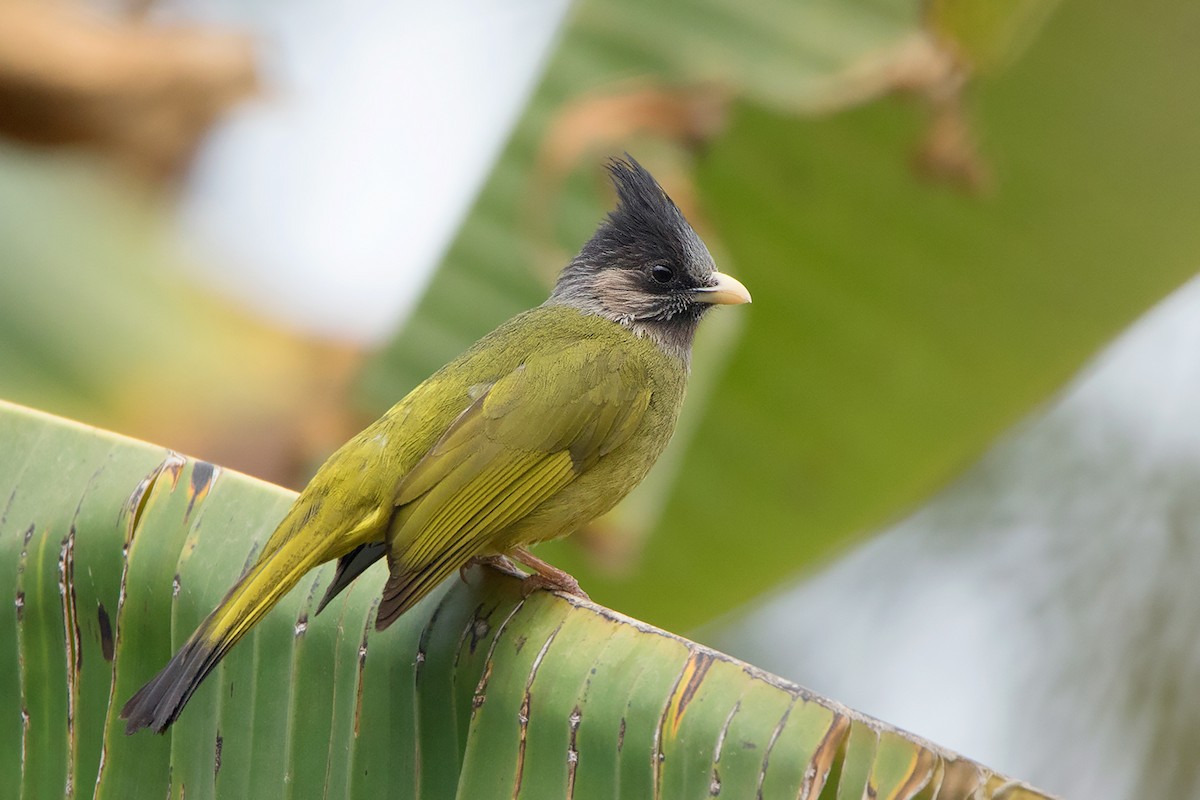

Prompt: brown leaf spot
[
  {"left": 96, "top": 603, "right": 114, "bottom": 662},
  {"left": 185, "top": 461, "right": 220, "bottom": 523}
]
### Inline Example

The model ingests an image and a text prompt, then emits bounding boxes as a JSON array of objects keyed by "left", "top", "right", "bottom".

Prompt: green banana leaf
[
  {"left": 362, "top": 0, "right": 1200, "bottom": 631},
  {"left": 0, "top": 400, "right": 1053, "bottom": 798}
]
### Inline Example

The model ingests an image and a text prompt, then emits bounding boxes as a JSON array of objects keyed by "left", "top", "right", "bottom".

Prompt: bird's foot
[
  {"left": 509, "top": 547, "right": 590, "bottom": 601},
  {"left": 460, "top": 554, "right": 517, "bottom": 583}
]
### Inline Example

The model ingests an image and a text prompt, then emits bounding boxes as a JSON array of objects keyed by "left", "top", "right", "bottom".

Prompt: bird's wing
[{"left": 375, "top": 341, "right": 651, "bottom": 627}]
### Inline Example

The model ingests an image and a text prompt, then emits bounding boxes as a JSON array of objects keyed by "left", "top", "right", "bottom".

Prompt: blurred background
[{"left": 2, "top": 0, "right": 1198, "bottom": 796}]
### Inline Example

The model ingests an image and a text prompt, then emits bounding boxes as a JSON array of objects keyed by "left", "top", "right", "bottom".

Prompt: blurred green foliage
[
  {"left": 928, "top": 0, "right": 1062, "bottom": 71},
  {"left": 0, "top": 145, "right": 342, "bottom": 481},
  {"left": 363, "top": 0, "right": 1200, "bottom": 631}
]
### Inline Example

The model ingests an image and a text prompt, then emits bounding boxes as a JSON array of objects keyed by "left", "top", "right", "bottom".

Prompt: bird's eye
[{"left": 650, "top": 264, "right": 674, "bottom": 284}]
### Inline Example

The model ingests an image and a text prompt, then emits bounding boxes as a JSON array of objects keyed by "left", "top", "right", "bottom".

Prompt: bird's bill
[{"left": 693, "top": 272, "right": 752, "bottom": 305}]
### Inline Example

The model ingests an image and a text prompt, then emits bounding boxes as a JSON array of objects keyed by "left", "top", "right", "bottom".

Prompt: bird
[{"left": 120, "top": 156, "right": 751, "bottom": 734}]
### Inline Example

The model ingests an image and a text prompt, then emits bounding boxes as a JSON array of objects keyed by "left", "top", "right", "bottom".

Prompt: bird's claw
[
  {"left": 507, "top": 546, "right": 589, "bottom": 601},
  {"left": 462, "top": 548, "right": 589, "bottom": 600},
  {"left": 520, "top": 571, "right": 590, "bottom": 601},
  {"left": 460, "top": 554, "right": 517, "bottom": 583}
]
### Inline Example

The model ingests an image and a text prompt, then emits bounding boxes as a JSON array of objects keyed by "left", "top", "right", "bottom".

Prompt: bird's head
[{"left": 548, "top": 157, "right": 751, "bottom": 360}]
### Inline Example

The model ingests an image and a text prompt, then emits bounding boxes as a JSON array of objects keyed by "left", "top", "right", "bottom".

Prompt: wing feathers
[
  {"left": 378, "top": 452, "right": 575, "bottom": 628},
  {"left": 380, "top": 342, "right": 652, "bottom": 622}
]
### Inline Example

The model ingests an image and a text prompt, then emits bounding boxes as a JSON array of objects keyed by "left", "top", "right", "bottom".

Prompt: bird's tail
[{"left": 120, "top": 528, "right": 329, "bottom": 734}]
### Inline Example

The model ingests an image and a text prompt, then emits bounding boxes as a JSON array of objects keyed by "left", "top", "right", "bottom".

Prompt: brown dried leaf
[{"left": 0, "top": 1, "right": 256, "bottom": 179}]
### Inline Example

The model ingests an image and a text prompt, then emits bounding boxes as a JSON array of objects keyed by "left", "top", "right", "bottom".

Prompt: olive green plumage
[
  {"left": 303, "top": 304, "right": 689, "bottom": 626},
  {"left": 121, "top": 157, "right": 750, "bottom": 734}
]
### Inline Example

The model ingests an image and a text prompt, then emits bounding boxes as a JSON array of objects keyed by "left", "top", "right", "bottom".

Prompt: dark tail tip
[{"left": 120, "top": 637, "right": 220, "bottom": 734}]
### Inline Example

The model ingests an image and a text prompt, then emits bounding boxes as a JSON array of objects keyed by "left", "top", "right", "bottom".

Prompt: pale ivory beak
[{"left": 693, "top": 271, "right": 752, "bottom": 305}]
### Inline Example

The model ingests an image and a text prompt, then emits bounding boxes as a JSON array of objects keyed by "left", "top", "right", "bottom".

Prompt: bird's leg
[
  {"left": 508, "top": 547, "right": 590, "bottom": 600},
  {"left": 460, "top": 554, "right": 518, "bottom": 583}
]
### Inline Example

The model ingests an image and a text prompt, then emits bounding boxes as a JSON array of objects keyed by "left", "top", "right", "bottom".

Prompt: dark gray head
[{"left": 547, "top": 157, "right": 750, "bottom": 361}]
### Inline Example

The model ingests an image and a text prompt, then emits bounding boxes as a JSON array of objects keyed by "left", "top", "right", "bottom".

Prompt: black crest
[{"left": 575, "top": 156, "right": 706, "bottom": 276}]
